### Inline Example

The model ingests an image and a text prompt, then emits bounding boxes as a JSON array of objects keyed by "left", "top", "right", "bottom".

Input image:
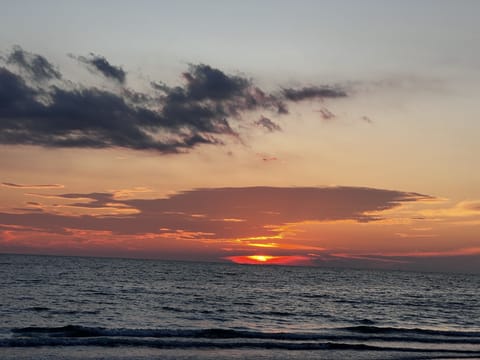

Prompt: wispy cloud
[
  {"left": 361, "top": 115, "right": 373, "bottom": 124},
  {"left": 318, "top": 107, "right": 336, "bottom": 121},
  {"left": 256, "top": 153, "right": 278, "bottom": 162},
  {"left": 282, "top": 86, "right": 347, "bottom": 101},
  {"left": 110, "top": 187, "right": 153, "bottom": 200},
  {"left": 254, "top": 116, "right": 282, "bottom": 132},
  {"left": 2, "top": 182, "right": 64, "bottom": 189},
  {"left": 73, "top": 53, "right": 126, "bottom": 84}
]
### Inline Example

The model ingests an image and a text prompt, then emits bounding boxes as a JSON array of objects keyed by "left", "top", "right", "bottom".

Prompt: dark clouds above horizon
[{"left": 0, "top": 46, "right": 348, "bottom": 153}]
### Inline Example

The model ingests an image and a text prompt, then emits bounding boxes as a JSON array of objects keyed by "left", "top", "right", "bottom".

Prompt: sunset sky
[{"left": 1, "top": 0, "right": 480, "bottom": 273}]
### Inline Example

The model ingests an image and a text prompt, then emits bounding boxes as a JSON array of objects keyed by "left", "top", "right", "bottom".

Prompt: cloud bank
[
  {"left": 0, "top": 46, "right": 349, "bottom": 153},
  {"left": 4, "top": 186, "right": 477, "bottom": 272},
  {"left": 0, "top": 186, "right": 431, "bottom": 240}
]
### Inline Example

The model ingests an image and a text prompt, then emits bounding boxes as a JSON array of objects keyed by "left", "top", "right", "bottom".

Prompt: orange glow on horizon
[{"left": 226, "top": 254, "right": 313, "bottom": 266}]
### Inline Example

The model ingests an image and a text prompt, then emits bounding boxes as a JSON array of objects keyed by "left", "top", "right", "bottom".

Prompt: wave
[
  {"left": 23, "top": 308, "right": 100, "bottom": 315},
  {"left": 9, "top": 325, "right": 480, "bottom": 345},
  {"left": 343, "top": 325, "right": 480, "bottom": 337},
  {"left": 24, "top": 306, "right": 50, "bottom": 312},
  {"left": 4, "top": 336, "right": 480, "bottom": 353}
]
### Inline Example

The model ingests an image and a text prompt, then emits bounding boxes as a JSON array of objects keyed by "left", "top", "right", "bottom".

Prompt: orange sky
[
  {"left": 1, "top": 181, "right": 480, "bottom": 272},
  {"left": 1, "top": 2, "right": 480, "bottom": 273}
]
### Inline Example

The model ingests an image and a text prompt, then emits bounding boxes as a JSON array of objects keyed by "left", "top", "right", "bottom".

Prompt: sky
[{"left": 1, "top": 0, "right": 480, "bottom": 273}]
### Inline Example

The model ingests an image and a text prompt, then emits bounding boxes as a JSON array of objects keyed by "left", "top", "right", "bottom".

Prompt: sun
[
  {"left": 225, "top": 255, "right": 313, "bottom": 266},
  {"left": 246, "top": 255, "right": 277, "bottom": 262}
]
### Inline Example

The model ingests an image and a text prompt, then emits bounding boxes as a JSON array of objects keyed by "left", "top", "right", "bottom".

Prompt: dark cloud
[
  {"left": 0, "top": 186, "right": 432, "bottom": 239},
  {"left": 126, "top": 186, "right": 430, "bottom": 227},
  {"left": 282, "top": 86, "right": 347, "bottom": 101},
  {"left": 53, "top": 192, "right": 118, "bottom": 208},
  {"left": 2, "top": 182, "right": 64, "bottom": 189},
  {"left": 276, "top": 101, "right": 289, "bottom": 114},
  {"left": 0, "top": 67, "right": 42, "bottom": 119},
  {"left": 318, "top": 107, "right": 335, "bottom": 121},
  {"left": 182, "top": 64, "right": 249, "bottom": 101},
  {"left": 254, "top": 116, "right": 282, "bottom": 132},
  {"left": 155, "top": 64, "right": 283, "bottom": 136},
  {"left": 0, "top": 67, "right": 226, "bottom": 152},
  {"left": 0, "top": 74, "right": 159, "bottom": 151},
  {"left": 0, "top": 48, "right": 350, "bottom": 153},
  {"left": 75, "top": 53, "right": 126, "bottom": 84},
  {"left": 6, "top": 46, "right": 61, "bottom": 81}
]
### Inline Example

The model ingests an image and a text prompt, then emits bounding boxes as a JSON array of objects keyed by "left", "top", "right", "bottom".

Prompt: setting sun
[
  {"left": 247, "top": 255, "right": 277, "bottom": 262},
  {"left": 225, "top": 255, "right": 313, "bottom": 266}
]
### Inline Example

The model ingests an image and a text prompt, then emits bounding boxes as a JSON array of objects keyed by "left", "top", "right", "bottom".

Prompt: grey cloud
[
  {"left": 282, "top": 86, "right": 347, "bottom": 101},
  {"left": 0, "top": 67, "right": 221, "bottom": 153},
  {"left": 318, "top": 107, "right": 335, "bottom": 121},
  {"left": 6, "top": 46, "right": 61, "bottom": 81},
  {"left": 255, "top": 116, "right": 282, "bottom": 132},
  {"left": 75, "top": 53, "right": 126, "bottom": 84},
  {"left": 276, "top": 101, "right": 289, "bottom": 114},
  {"left": 0, "top": 48, "right": 350, "bottom": 153},
  {"left": 0, "top": 67, "right": 41, "bottom": 117},
  {"left": 182, "top": 64, "right": 249, "bottom": 101}
]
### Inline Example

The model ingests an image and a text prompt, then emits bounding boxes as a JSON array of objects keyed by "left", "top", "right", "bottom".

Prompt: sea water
[{"left": 1, "top": 254, "right": 479, "bottom": 359}]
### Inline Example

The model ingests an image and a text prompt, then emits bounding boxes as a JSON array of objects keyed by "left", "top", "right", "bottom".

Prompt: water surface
[{"left": 1, "top": 254, "right": 479, "bottom": 359}]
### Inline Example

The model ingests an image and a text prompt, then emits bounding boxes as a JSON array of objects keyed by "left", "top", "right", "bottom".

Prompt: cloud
[
  {"left": 329, "top": 253, "right": 408, "bottom": 264},
  {"left": 376, "top": 247, "right": 480, "bottom": 258},
  {"left": 461, "top": 201, "right": 480, "bottom": 212},
  {"left": 181, "top": 64, "right": 249, "bottom": 101},
  {"left": 324, "top": 248, "right": 480, "bottom": 273},
  {"left": 0, "top": 186, "right": 432, "bottom": 241},
  {"left": 256, "top": 153, "right": 278, "bottom": 162},
  {"left": 419, "top": 200, "right": 480, "bottom": 219},
  {"left": 254, "top": 116, "right": 282, "bottom": 132},
  {"left": 318, "top": 107, "right": 335, "bottom": 121},
  {"left": 2, "top": 182, "right": 64, "bottom": 189},
  {"left": 282, "top": 86, "right": 347, "bottom": 101},
  {"left": 0, "top": 67, "right": 40, "bottom": 116},
  {"left": 110, "top": 187, "right": 153, "bottom": 200},
  {"left": 0, "top": 48, "right": 349, "bottom": 153},
  {"left": 0, "top": 67, "right": 219, "bottom": 152},
  {"left": 6, "top": 46, "right": 61, "bottom": 81},
  {"left": 153, "top": 64, "right": 285, "bottom": 136},
  {"left": 361, "top": 115, "right": 373, "bottom": 124},
  {"left": 75, "top": 53, "right": 126, "bottom": 84},
  {"left": 2, "top": 186, "right": 450, "bottom": 266}
]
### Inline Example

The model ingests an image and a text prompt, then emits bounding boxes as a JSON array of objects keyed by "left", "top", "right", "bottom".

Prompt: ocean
[{"left": 1, "top": 254, "right": 479, "bottom": 359}]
